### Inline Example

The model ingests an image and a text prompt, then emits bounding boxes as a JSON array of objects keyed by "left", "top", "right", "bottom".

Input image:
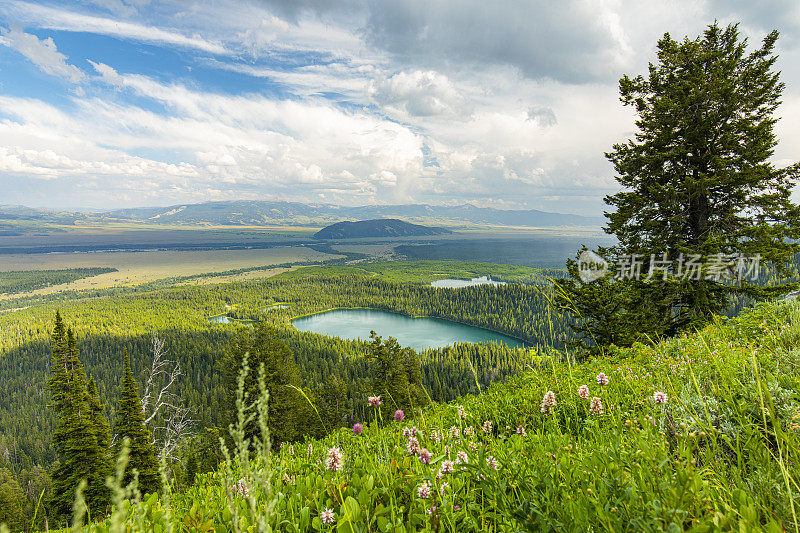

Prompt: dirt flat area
[{"left": 0, "top": 247, "right": 340, "bottom": 297}]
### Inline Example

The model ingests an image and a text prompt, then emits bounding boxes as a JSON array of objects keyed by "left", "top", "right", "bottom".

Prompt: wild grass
[{"left": 27, "top": 299, "right": 800, "bottom": 531}]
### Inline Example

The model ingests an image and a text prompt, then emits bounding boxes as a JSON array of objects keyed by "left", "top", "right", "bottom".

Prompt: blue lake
[{"left": 291, "top": 308, "right": 527, "bottom": 350}]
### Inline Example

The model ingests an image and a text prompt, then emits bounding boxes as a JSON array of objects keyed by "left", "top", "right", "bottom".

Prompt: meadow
[
  {"left": 0, "top": 248, "right": 340, "bottom": 297},
  {"left": 36, "top": 297, "right": 800, "bottom": 532}
]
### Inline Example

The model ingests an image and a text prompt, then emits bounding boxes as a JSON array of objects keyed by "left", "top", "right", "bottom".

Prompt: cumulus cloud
[
  {"left": 0, "top": 0, "right": 797, "bottom": 214},
  {"left": 0, "top": 66, "right": 428, "bottom": 205},
  {"left": 0, "top": 26, "right": 85, "bottom": 82},
  {"left": 371, "top": 70, "right": 473, "bottom": 119},
  {"left": 708, "top": 0, "right": 800, "bottom": 46}
]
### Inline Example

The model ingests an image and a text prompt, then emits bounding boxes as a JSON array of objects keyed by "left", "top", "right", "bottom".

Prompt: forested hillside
[
  {"left": 9, "top": 298, "right": 798, "bottom": 531},
  {"left": 0, "top": 263, "right": 566, "bottom": 479},
  {"left": 314, "top": 219, "right": 452, "bottom": 239}
]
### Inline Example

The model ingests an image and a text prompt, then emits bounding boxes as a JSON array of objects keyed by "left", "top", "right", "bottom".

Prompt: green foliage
[
  {"left": 113, "top": 351, "right": 160, "bottom": 497},
  {"left": 221, "top": 323, "right": 314, "bottom": 445},
  {"left": 47, "top": 313, "right": 110, "bottom": 519},
  {"left": 272, "top": 259, "right": 553, "bottom": 285},
  {"left": 557, "top": 23, "right": 800, "bottom": 351},
  {"left": 65, "top": 299, "right": 800, "bottom": 531},
  {"left": 0, "top": 265, "right": 564, "bottom": 470},
  {"left": 0, "top": 467, "right": 27, "bottom": 532},
  {"left": 0, "top": 268, "right": 116, "bottom": 295},
  {"left": 365, "top": 332, "right": 429, "bottom": 421}
]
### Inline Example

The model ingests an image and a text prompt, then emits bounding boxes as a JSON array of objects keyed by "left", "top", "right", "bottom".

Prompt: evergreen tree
[
  {"left": 555, "top": 23, "right": 800, "bottom": 351},
  {"left": 0, "top": 467, "right": 27, "bottom": 532},
  {"left": 114, "top": 351, "right": 160, "bottom": 496},
  {"left": 366, "top": 332, "right": 429, "bottom": 420},
  {"left": 86, "top": 376, "right": 112, "bottom": 506},
  {"left": 47, "top": 314, "right": 109, "bottom": 518},
  {"left": 313, "top": 376, "right": 348, "bottom": 434},
  {"left": 222, "top": 322, "right": 312, "bottom": 445},
  {"left": 184, "top": 452, "right": 197, "bottom": 487}
]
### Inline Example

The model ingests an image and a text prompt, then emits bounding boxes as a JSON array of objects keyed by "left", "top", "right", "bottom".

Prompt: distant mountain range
[
  {"left": 314, "top": 219, "right": 453, "bottom": 239},
  {"left": 0, "top": 201, "right": 604, "bottom": 228}
]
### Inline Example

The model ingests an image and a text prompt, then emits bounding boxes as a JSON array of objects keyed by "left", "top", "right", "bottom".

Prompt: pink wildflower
[
  {"left": 482, "top": 420, "right": 493, "bottom": 433},
  {"left": 419, "top": 448, "right": 432, "bottom": 464},
  {"left": 353, "top": 423, "right": 363, "bottom": 435},
  {"left": 320, "top": 508, "right": 335, "bottom": 525},
  {"left": 540, "top": 390, "right": 557, "bottom": 414},
  {"left": 394, "top": 409, "right": 405, "bottom": 422},
  {"left": 407, "top": 437, "right": 420, "bottom": 456},
  {"left": 234, "top": 477, "right": 250, "bottom": 497},
  {"left": 417, "top": 481, "right": 432, "bottom": 499},
  {"left": 590, "top": 396, "right": 604, "bottom": 415},
  {"left": 440, "top": 460, "right": 454, "bottom": 474},
  {"left": 596, "top": 372, "right": 609, "bottom": 386},
  {"left": 367, "top": 396, "right": 381, "bottom": 407},
  {"left": 654, "top": 391, "right": 668, "bottom": 404},
  {"left": 486, "top": 455, "right": 499, "bottom": 470},
  {"left": 577, "top": 384, "right": 590, "bottom": 400},
  {"left": 325, "top": 447, "right": 344, "bottom": 471}
]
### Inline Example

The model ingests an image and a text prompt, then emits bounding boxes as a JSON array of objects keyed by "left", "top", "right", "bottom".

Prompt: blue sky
[{"left": 0, "top": 0, "right": 799, "bottom": 214}]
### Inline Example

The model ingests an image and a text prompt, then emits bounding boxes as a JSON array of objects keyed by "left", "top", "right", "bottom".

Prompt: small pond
[
  {"left": 208, "top": 314, "right": 255, "bottom": 325},
  {"left": 430, "top": 275, "right": 506, "bottom": 288}
]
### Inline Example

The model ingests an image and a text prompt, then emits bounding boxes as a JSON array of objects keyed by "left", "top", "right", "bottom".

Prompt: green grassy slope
[{"left": 70, "top": 298, "right": 800, "bottom": 532}]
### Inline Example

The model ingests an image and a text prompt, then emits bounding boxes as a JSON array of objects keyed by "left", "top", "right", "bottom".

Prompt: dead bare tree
[{"left": 141, "top": 333, "right": 195, "bottom": 464}]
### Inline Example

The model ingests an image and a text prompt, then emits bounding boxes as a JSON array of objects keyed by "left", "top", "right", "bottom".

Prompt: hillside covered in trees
[{"left": 314, "top": 219, "right": 452, "bottom": 239}]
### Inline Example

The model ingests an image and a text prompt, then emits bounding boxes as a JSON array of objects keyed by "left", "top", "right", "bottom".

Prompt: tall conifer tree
[
  {"left": 366, "top": 332, "right": 428, "bottom": 420},
  {"left": 555, "top": 23, "right": 800, "bottom": 350},
  {"left": 47, "top": 313, "right": 109, "bottom": 517},
  {"left": 114, "top": 351, "right": 160, "bottom": 495},
  {"left": 222, "top": 323, "right": 311, "bottom": 445},
  {"left": 86, "top": 376, "right": 112, "bottom": 506}
]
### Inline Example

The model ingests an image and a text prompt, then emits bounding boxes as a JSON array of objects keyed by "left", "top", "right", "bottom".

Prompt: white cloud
[
  {"left": 371, "top": 70, "right": 473, "bottom": 119},
  {"left": 3, "top": 1, "right": 229, "bottom": 55},
  {"left": 0, "top": 0, "right": 798, "bottom": 214},
  {"left": 0, "top": 67, "right": 428, "bottom": 204},
  {"left": 0, "top": 26, "right": 85, "bottom": 82},
  {"left": 362, "top": 0, "right": 634, "bottom": 83}
]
